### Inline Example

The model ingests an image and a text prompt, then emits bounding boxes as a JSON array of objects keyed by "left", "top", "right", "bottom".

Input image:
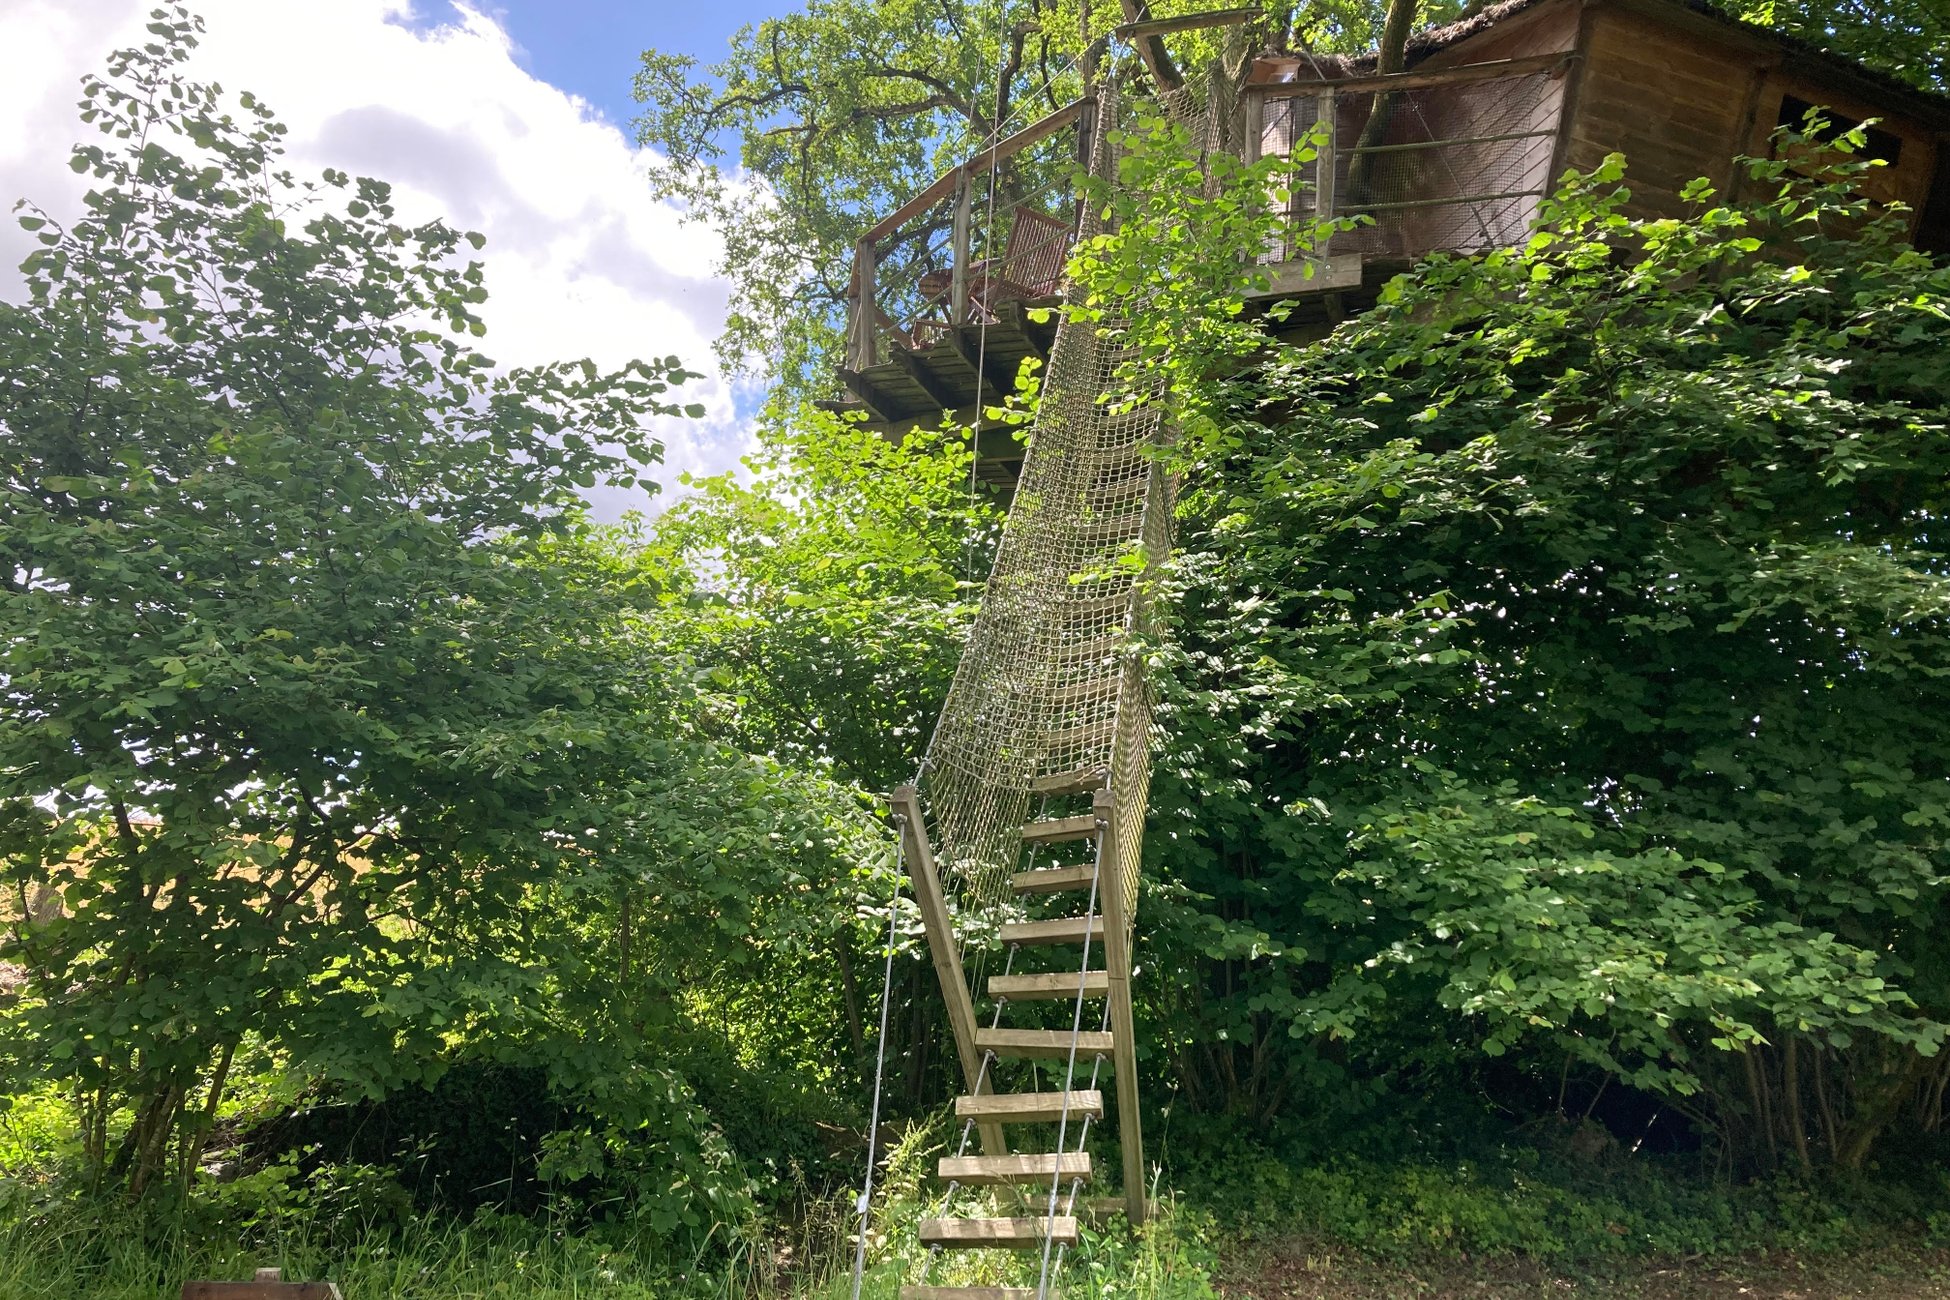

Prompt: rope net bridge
[{"left": 854, "top": 48, "right": 1245, "bottom": 1300}]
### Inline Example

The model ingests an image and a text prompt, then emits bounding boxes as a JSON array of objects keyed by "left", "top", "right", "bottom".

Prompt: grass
[
  {"left": 6, "top": 1102, "right": 1950, "bottom": 1300},
  {"left": 0, "top": 1205, "right": 784, "bottom": 1300}
]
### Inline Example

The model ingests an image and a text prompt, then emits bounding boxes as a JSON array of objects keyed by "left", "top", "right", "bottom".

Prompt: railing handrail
[
  {"left": 1251, "top": 50, "right": 1574, "bottom": 101},
  {"left": 860, "top": 97, "right": 1092, "bottom": 246},
  {"left": 849, "top": 97, "right": 1093, "bottom": 370}
]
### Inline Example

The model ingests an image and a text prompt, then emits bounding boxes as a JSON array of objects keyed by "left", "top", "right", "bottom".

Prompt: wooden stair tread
[
  {"left": 1050, "top": 591, "right": 1134, "bottom": 619},
  {"left": 1074, "top": 511, "right": 1147, "bottom": 541},
  {"left": 956, "top": 1089, "right": 1104, "bottom": 1124},
  {"left": 1030, "top": 769, "right": 1106, "bottom": 796},
  {"left": 1046, "top": 676, "right": 1120, "bottom": 706},
  {"left": 1011, "top": 865, "right": 1097, "bottom": 895},
  {"left": 1050, "top": 634, "right": 1124, "bottom": 665},
  {"left": 1077, "top": 1195, "right": 1130, "bottom": 1224},
  {"left": 1021, "top": 814, "right": 1099, "bottom": 845},
  {"left": 939, "top": 1151, "right": 1092, "bottom": 1185},
  {"left": 1044, "top": 718, "right": 1116, "bottom": 752},
  {"left": 977, "top": 1028, "right": 1115, "bottom": 1060},
  {"left": 900, "top": 1288, "right": 1060, "bottom": 1299},
  {"left": 1000, "top": 915, "right": 1104, "bottom": 946},
  {"left": 918, "top": 1216, "right": 1080, "bottom": 1248},
  {"left": 989, "top": 970, "right": 1108, "bottom": 1001}
]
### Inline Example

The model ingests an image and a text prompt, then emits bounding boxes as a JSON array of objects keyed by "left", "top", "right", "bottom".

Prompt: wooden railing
[
  {"left": 845, "top": 51, "right": 1579, "bottom": 372},
  {"left": 844, "top": 98, "right": 1096, "bottom": 373},
  {"left": 1243, "top": 52, "right": 1577, "bottom": 265}
]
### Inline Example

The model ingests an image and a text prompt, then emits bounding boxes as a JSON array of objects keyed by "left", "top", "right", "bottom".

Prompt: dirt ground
[{"left": 1217, "top": 1242, "right": 1950, "bottom": 1299}]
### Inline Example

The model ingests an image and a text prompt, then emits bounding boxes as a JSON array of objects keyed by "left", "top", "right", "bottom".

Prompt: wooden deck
[
  {"left": 820, "top": 254, "right": 1384, "bottom": 487},
  {"left": 821, "top": 297, "right": 1061, "bottom": 484}
]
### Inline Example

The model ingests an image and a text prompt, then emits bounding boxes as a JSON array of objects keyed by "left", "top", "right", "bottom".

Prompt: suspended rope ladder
[{"left": 848, "top": 15, "right": 1252, "bottom": 1297}]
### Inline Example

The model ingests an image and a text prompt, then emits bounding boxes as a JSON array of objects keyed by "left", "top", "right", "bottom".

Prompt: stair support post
[
  {"left": 1093, "top": 787, "right": 1146, "bottom": 1223},
  {"left": 889, "top": 784, "right": 1007, "bottom": 1156}
]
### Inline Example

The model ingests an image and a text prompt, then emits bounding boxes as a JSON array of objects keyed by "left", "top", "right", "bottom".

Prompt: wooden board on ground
[{"left": 183, "top": 1269, "right": 342, "bottom": 1300}]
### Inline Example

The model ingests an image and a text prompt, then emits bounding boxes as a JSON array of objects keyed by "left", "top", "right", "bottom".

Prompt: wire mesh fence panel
[{"left": 1259, "top": 67, "right": 1564, "bottom": 261}]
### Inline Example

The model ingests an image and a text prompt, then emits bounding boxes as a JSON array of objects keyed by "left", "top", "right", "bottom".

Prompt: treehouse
[
  {"left": 853, "top": 9, "right": 1950, "bottom": 1294},
  {"left": 831, "top": 0, "right": 1950, "bottom": 483}
]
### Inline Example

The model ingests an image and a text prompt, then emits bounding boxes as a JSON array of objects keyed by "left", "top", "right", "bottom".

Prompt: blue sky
[{"left": 457, "top": 0, "right": 790, "bottom": 131}]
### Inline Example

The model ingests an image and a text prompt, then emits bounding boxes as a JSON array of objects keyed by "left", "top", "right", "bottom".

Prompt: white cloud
[{"left": 0, "top": 0, "right": 755, "bottom": 518}]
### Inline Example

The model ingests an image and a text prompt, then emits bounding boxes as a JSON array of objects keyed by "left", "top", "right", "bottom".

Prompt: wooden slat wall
[
  {"left": 1561, "top": 7, "right": 1762, "bottom": 216},
  {"left": 1740, "top": 72, "right": 1939, "bottom": 217},
  {"left": 1564, "top": 4, "right": 1944, "bottom": 235},
  {"left": 1398, "top": 4, "right": 1580, "bottom": 251}
]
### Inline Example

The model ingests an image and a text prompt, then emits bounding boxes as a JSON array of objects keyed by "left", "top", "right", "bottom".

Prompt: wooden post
[
  {"left": 855, "top": 239, "right": 880, "bottom": 369},
  {"left": 1314, "top": 90, "right": 1338, "bottom": 224},
  {"left": 1242, "top": 87, "right": 1264, "bottom": 165},
  {"left": 1093, "top": 786, "right": 1146, "bottom": 1223},
  {"left": 950, "top": 176, "right": 972, "bottom": 326},
  {"left": 889, "top": 785, "right": 1006, "bottom": 1156}
]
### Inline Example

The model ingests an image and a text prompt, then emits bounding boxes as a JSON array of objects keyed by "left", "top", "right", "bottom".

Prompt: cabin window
[
  {"left": 1774, "top": 93, "right": 1902, "bottom": 164},
  {"left": 1918, "top": 158, "right": 1950, "bottom": 256}
]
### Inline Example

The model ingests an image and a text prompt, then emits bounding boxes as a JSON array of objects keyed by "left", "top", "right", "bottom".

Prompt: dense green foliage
[
  {"left": 1733, "top": 0, "right": 1949, "bottom": 95},
  {"left": 1148, "top": 146, "right": 1950, "bottom": 1172},
  {"left": 8, "top": 0, "right": 1950, "bottom": 1295},
  {"left": 0, "top": 11, "right": 876, "bottom": 1235}
]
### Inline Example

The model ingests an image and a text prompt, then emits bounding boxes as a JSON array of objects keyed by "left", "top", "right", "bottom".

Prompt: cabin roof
[{"left": 1263, "top": 0, "right": 1950, "bottom": 127}]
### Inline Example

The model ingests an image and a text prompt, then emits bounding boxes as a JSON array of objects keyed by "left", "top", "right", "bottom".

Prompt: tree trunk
[
  {"left": 1345, "top": 0, "right": 1419, "bottom": 208},
  {"left": 1836, "top": 1047, "right": 1931, "bottom": 1171},
  {"left": 834, "top": 933, "right": 866, "bottom": 1072},
  {"left": 1784, "top": 1035, "right": 1812, "bottom": 1176}
]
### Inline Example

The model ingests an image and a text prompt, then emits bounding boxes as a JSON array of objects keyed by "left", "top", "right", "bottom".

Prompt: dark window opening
[
  {"left": 1775, "top": 93, "right": 1903, "bottom": 164},
  {"left": 1917, "top": 155, "right": 1950, "bottom": 256}
]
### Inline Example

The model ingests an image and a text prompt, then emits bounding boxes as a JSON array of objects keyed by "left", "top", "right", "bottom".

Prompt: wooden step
[
  {"left": 1000, "top": 915, "right": 1103, "bottom": 946},
  {"left": 977, "top": 1028, "right": 1115, "bottom": 1060},
  {"left": 1075, "top": 511, "right": 1146, "bottom": 542},
  {"left": 956, "top": 1089, "right": 1104, "bottom": 1124},
  {"left": 940, "top": 1151, "right": 1092, "bottom": 1186},
  {"left": 1030, "top": 769, "right": 1106, "bottom": 796},
  {"left": 1077, "top": 1195, "right": 1130, "bottom": 1224},
  {"left": 989, "top": 970, "right": 1109, "bottom": 1001},
  {"left": 1051, "top": 634, "right": 1124, "bottom": 666},
  {"left": 1050, "top": 591, "right": 1134, "bottom": 621},
  {"left": 1046, "top": 676, "right": 1120, "bottom": 707},
  {"left": 900, "top": 1288, "right": 1059, "bottom": 1300},
  {"left": 918, "top": 1216, "right": 1080, "bottom": 1249},
  {"left": 1043, "top": 718, "right": 1116, "bottom": 753},
  {"left": 1011, "top": 865, "right": 1097, "bottom": 896},
  {"left": 1021, "top": 814, "right": 1099, "bottom": 845}
]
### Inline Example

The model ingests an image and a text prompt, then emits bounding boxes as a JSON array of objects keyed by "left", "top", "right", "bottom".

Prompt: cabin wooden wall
[
  {"left": 1251, "top": 0, "right": 1950, "bottom": 262},
  {"left": 1562, "top": 0, "right": 1943, "bottom": 236},
  {"left": 1419, "top": 0, "right": 1580, "bottom": 73},
  {"left": 1739, "top": 71, "right": 1939, "bottom": 218},
  {"left": 1419, "top": 0, "right": 1580, "bottom": 235},
  {"left": 1557, "top": 5, "right": 1764, "bottom": 214},
  {"left": 1253, "top": 1, "right": 1581, "bottom": 263}
]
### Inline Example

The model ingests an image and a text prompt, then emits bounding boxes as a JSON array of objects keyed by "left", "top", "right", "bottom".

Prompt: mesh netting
[
  {"left": 911, "top": 65, "right": 1233, "bottom": 945},
  {"left": 1261, "top": 68, "right": 1562, "bottom": 261}
]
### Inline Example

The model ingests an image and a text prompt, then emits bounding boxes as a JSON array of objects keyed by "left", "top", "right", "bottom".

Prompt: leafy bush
[{"left": 1146, "top": 134, "right": 1950, "bottom": 1172}]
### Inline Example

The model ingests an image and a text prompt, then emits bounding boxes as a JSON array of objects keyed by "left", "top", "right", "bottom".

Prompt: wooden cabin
[
  {"left": 1253, "top": 0, "right": 1950, "bottom": 270},
  {"left": 829, "top": 0, "right": 1950, "bottom": 476}
]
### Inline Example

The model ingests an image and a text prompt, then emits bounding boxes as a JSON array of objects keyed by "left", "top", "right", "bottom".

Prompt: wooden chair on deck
[{"left": 910, "top": 205, "right": 1075, "bottom": 343}]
